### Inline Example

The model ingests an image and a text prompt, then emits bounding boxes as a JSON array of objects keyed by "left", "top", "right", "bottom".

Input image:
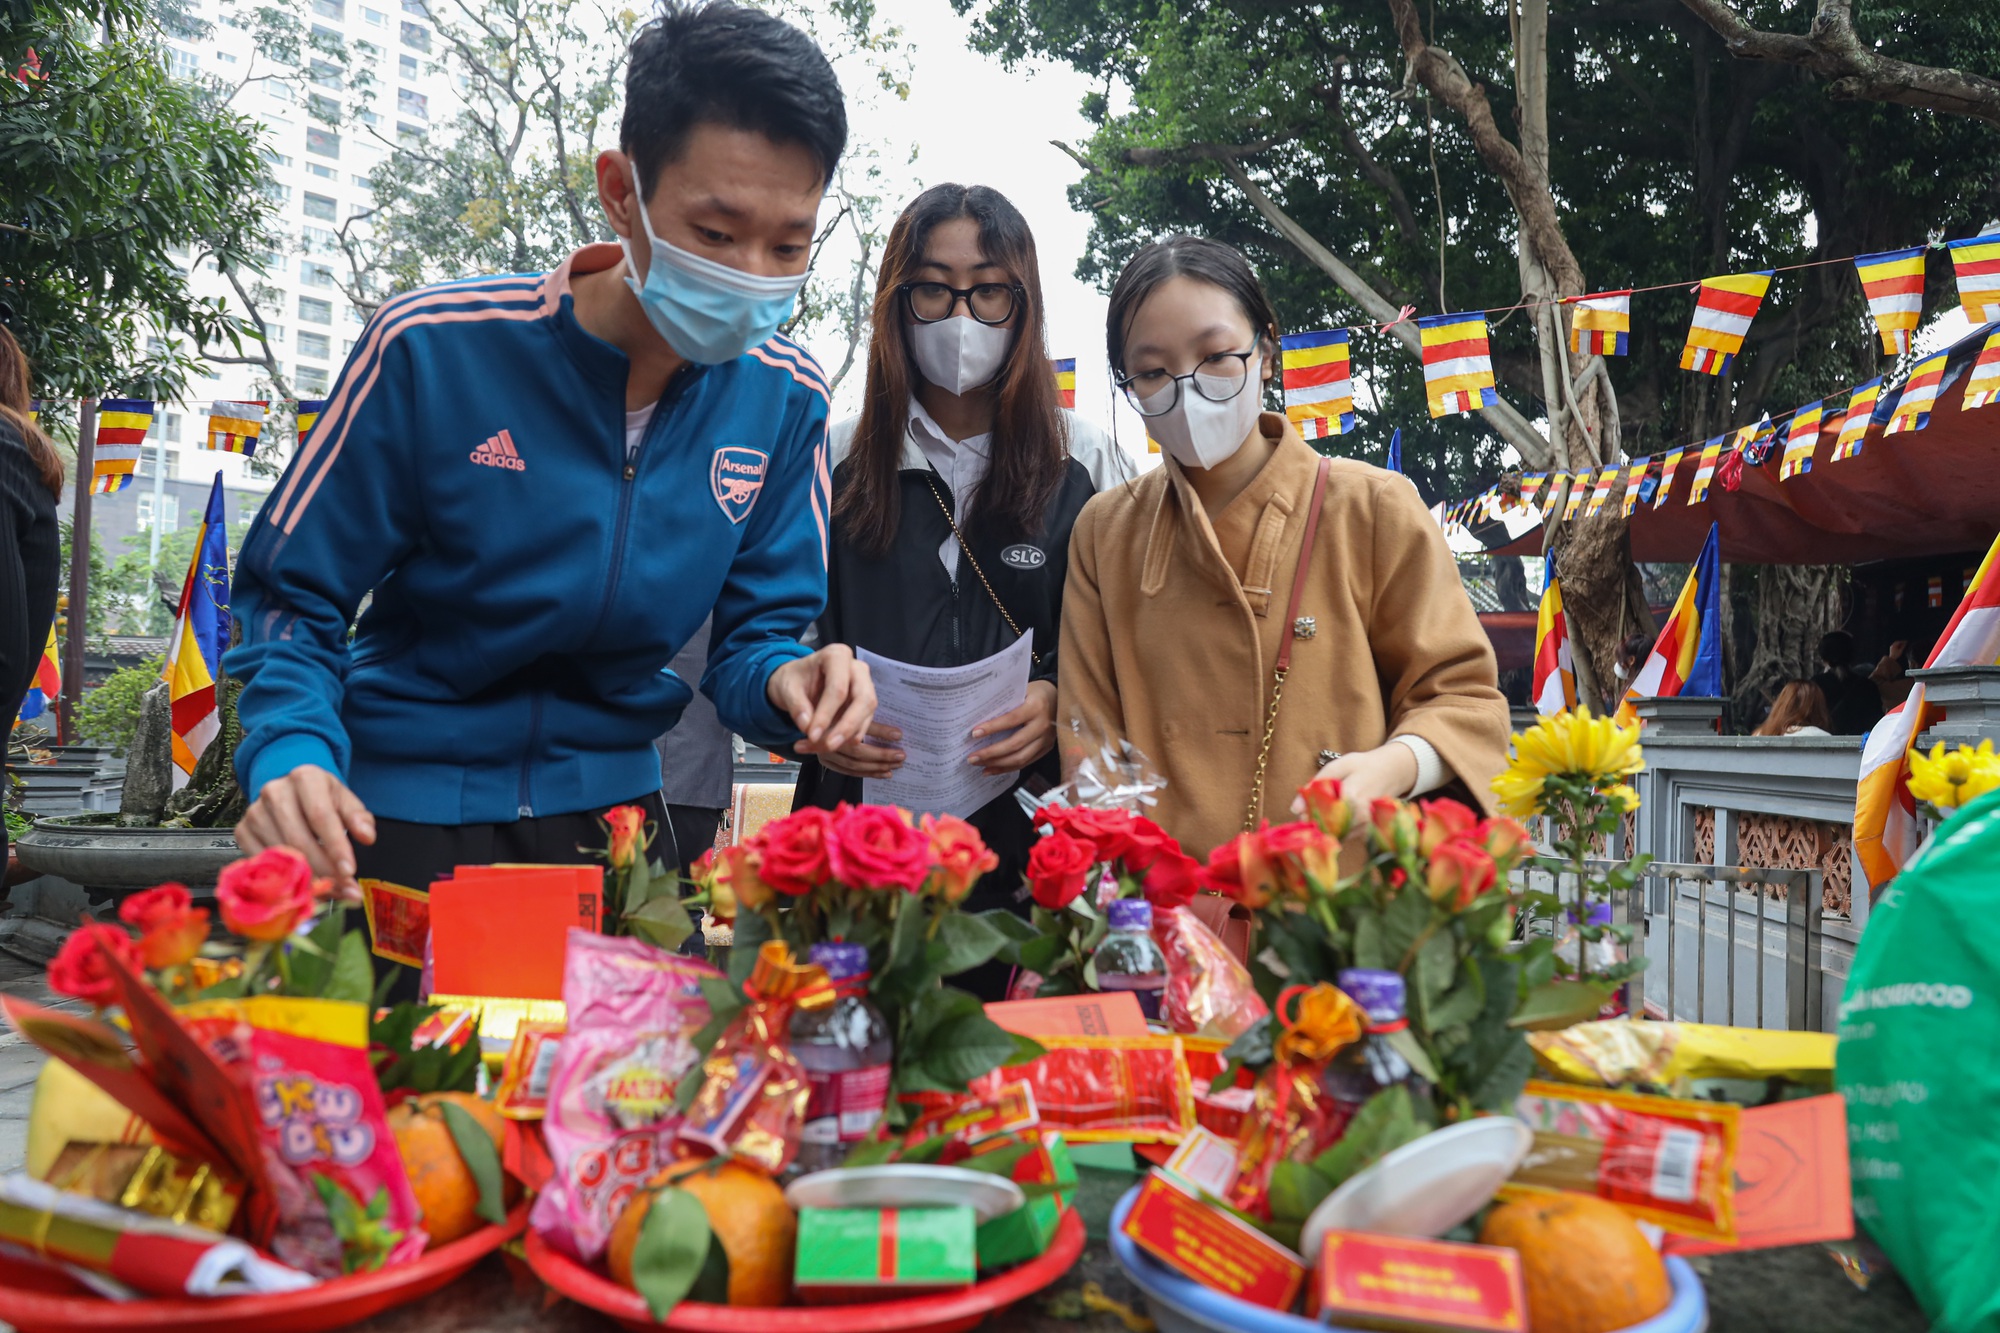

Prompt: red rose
[
  {"left": 1141, "top": 849, "right": 1202, "bottom": 910},
  {"left": 1039, "top": 806, "right": 1136, "bottom": 864},
  {"left": 1026, "top": 830, "right": 1096, "bottom": 910},
  {"left": 1417, "top": 798, "right": 1480, "bottom": 857},
  {"left": 215, "top": 847, "right": 320, "bottom": 942},
  {"left": 827, "top": 804, "right": 932, "bottom": 891},
  {"left": 47, "top": 924, "right": 142, "bottom": 1007},
  {"left": 921, "top": 813, "right": 998, "bottom": 904},
  {"left": 1118, "top": 815, "right": 1182, "bottom": 874},
  {"left": 1203, "top": 832, "right": 1278, "bottom": 910},
  {"left": 1257, "top": 820, "right": 1339, "bottom": 897},
  {"left": 755, "top": 806, "right": 837, "bottom": 895},
  {"left": 120, "top": 885, "right": 210, "bottom": 970},
  {"left": 1427, "top": 838, "right": 1498, "bottom": 910}
]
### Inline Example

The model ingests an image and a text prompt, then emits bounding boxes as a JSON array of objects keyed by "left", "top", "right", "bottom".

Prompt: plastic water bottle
[
  {"left": 1094, "top": 899, "right": 1168, "bottom": 1020},
  {"left": 1322, "top": 968, "right": 1433, "bottom": 1111},
  {"left": 790, "top": 941, "right": 893, "bottom": 1174}
]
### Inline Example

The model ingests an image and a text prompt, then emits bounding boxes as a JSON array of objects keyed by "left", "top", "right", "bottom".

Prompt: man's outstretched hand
[
  {"left": 236, "top": 763, "right": 375, "bottom": 900},
  {"left": 768, "top": 644, "right": 877, "bottom": 756}
]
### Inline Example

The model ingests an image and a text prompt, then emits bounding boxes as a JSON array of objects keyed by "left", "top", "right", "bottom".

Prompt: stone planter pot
[{"left": 11, "top": 813, "right": 239, "bottom": 899}]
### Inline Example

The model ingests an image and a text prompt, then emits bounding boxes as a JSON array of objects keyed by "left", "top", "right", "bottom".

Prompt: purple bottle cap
[
  {"left": 809, "top": 941, "right": 870, "bottom": 982},
  {"left": 1336, "top": 968, "right": 1407, "bottom": 1025},
  {"left": 1108, "top": 899, "right": 1154, "bottom": 932}
]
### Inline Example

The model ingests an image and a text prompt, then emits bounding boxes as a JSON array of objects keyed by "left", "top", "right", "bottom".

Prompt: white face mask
[
  {"left": 1143, "top": 355, "right": 1265, "bottom": 469},
  {"left": 907, "top": 316, "right": 1014, "bottom": 396}
]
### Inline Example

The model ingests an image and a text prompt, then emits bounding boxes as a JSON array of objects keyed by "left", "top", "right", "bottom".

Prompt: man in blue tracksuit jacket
[{"left": 227, "top": 1, "right": 876, "bottom": 912}]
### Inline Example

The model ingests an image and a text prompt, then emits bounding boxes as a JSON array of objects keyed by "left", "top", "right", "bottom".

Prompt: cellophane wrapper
[
  {"left": 529, "top": 932, "right": 718, "bottom": 1263},
  {"left": 967, "top": 1036, "right": 1194, "bottom": 1144},
  {"left": 677, "top": 1004, "right": 810, "bottom": 1176},
  {"left": 1225, "top": 1059, "right": 1352, "bottom": 1220},
  {"left": 1153, "top": 906, "right": 1269, "bottom": 1041},
  {"left": 179, "top": 996, "right": 424, "bottom": 1277}
]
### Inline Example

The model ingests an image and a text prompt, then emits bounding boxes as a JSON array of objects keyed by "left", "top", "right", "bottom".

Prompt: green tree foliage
[
  {"left": 955, "top": 0, "right": 2000, "bottom": 500},
  {"left": 0, "top": 0, "right": 276, "bottom": 397},
  {"left": 75, "top": 655, "right": 163, "bottom": 750}
]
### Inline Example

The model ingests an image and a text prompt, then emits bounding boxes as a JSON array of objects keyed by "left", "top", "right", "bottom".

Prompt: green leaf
[
  {"left": 690, "top": 1229, "right": 731, "bottom": 1305},
  {"left": 1509, "top": 979, "right": 1618, "bottom": 1031},
  {"left": 673, "top": 1065, "right": 707, "bottom": 1114},
  {"left": 629, "top": 1187, "right": 713, "bottom": 1321},
  {"left": 372, "top": 964, "right": 404, "bottom": 1010},
  {"left": 727, "top": 910, "right": 773, "bottom": 986},
  {"left": 1379, "top": 887, "right": 1432, "bottom": 971},
  {"left": 1385, "top": 1027, "right": 1442, "bottom": 1085},
  {"left": 1468, "top": 1037, "right": 1536, "bottom": 1111},
  {"left": 437, "top": 1099, "right": 508, "bottom": 1227},
  {"left": 974, "top": 908, "right": 1040, "bottom": 944},
  {"left": 957, "top": 1138, "right": 1037, "bottom": 1178},
  {"left": 1310, "top": 1086, "right": 1423, "bottom": 1188},
  {"left": 1517, "top": 937, "right": 1558, "bottom": 990},
  {"left": 922, "top": 1009, "right": 1042, "bottom": 1089},
  {"left": 324, "top": 929, "right": 374, "bottom": 1005},
  {"left": 840, "top": 1138, "right": 902, "bottom": 1168},
  {"left": 933, "top": 911, "right": 1010, "bottom": 979},
  {"left": 628, "top": 895, "right": 697, "bottom": 952},
  {"left": 1267, "top": 1159, "right": 1332, "bottom": 1222},
  {"left": 1012, "top": 933, "right": 1067, "bottom": 977},
  {"left": 1218, "top": 1015, "right": 1275, "bottom": 1071},
  {"left": 1351, "top": 911, "right": 1388, "bottom": 970},
  {"left": 1414, "top": 928, "right": 1456, "bottom": 1017}
]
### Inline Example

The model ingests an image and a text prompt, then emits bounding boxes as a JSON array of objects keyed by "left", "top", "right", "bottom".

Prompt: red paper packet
[{"left": 967, "top": 1036, "right": 1194, "bottom": 1144}]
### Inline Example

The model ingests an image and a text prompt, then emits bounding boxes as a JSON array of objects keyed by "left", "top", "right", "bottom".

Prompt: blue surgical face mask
[{"left": 617, "top": 163, "right": 810, "bottom": 365}]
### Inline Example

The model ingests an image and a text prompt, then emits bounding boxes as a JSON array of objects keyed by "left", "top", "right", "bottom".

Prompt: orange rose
[
  {"left": 1368, "top": 798, "right": 1418, "bottom": 857},
  {"left": 1475, "top": 816, "right": 1534, "bottom": 869},
  {"left": 921, "top": 813, "right": 997, "bottom": 904},
  {"left": 1298, "top": 777, "right": 1354, "bottom": 839},
  {"left": 215, "top": 847, "right": 321, "bottom": 942},
  {"left": 117, "top": 883, "right": 211, "bottom": 970},
  {"left": 604, "top": 805, "right": 648, "bottom": 871},
  {"left": 713, "top": 843, "right": 770, "bottom": 913},
  {"left": 1426, "top": 838, "right": 1498, "bottom": 910},
  {"left": 1416, "top": 798, "right": 1479, "bottom": 857}
]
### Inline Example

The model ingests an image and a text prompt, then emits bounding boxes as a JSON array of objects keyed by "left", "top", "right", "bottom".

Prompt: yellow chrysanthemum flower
[
  {"left": 1492, "top": 706, "right": 1647, "bottom": 819},
  {"left": 1907, "top": 739, "right": 2000, "bottom": 812}
]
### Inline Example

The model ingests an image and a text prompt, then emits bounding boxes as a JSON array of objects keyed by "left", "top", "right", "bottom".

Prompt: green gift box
[
  {"left": 795, "top": 1206, "right": 977, "bottom": 1303},
  {"left": 977, "top": 1190, "right": 1062, "bottom": 1270}
]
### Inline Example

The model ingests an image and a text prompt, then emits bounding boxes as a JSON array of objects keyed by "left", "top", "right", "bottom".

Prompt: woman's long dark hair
[
  {"left": 836, "top": 183, "right": 1066, "bottom": 556},
  {"left": 0, "top": 326, "right": 63, "bottom": 498}
]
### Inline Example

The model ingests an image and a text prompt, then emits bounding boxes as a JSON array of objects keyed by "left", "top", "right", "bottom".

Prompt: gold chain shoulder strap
[
  {"left": 922, "top": 472, "right": 1044, "bottom": 669},
  {"left": 1244, "top": 456, "right": 1334, "bottom": 831}
]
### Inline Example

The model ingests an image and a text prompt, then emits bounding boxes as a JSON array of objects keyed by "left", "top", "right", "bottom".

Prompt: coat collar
[{"left": 1141, "top": 413, "right": 1324, "bottom": 598}]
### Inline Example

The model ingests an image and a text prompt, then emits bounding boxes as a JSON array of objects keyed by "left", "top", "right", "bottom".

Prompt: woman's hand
[
  {"left": 968, "top": 680, "right": 1058, "bottom": 776},
  {"left": 817, "top": 723, "right": 906, "bottom": 779},
  {"left": 768, "top": 644, "right": 875, "bottom": 755},
  {"left": 1292, "top": 742, "right": 1418, "bottom": 814}
]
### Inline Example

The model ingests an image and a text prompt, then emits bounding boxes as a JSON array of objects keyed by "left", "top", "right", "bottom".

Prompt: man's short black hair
[
  {"left": 622, "top": 1, "right": 847, "bottom": 194},
  {"left": 1819, "top": 630, "right": 1855, "bottom": 666}
]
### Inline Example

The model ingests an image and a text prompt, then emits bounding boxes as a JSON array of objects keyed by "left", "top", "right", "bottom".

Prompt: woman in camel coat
[{"left": 1058, "top": 236, "right": 1509, "bottom": 858}]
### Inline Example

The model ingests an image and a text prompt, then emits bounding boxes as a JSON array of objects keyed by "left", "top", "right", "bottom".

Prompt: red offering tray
[
  {"left": 0, "top": 1203, "right": 528, "bottom": 1333},
  {"left": 524, "top": 1207, "right": 1086, "bottom": 1333}
]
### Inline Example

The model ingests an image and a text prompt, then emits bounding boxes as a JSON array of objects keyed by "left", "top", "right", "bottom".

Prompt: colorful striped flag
[
  {"left": 1519, "top": 473, "right": 1547, "bottom": 513},
  {"left": 1622, "top": 460, "right": 1649, "bottom": 517},
  {"left": 1680, "top": 271, "right": 1774, "bottom": 375},
  {"left": 1779, "top": 401, "right": 1822, "bottom": 480},
  {"left": 90, "top": 398, "right": 154, "bottom": 494},
  {"left": 1565, "top": 291, "right": 1632, "bottom": 357},
  {"left": 1279, "top": 330, "right": 1356, "bottom": 438},
  {"left": 1418, "top": 312, "right": 1499, "bottom": 418},
  {"left": 1385, "top": 428, "right": 1402, "bottom": 473},
  {"left": 1855, "top": 530, "right": 2000, "bottom": 895},
  {"left": 26, "top": 399, "right": 41, "bottom": 426},
  {"left": 1616, "top": 523, "right": 1723, "bottom": 724},
  {"left": 1051, "top": 358, "right": 1076, "bottom": 410},
  {"left": 15, "top": 625, "right": 59, "bottom": 724},
  {"left": 205, "top": 400, "right": 267, "bottom": 455},
  {"left": 1654, "top": 448, "right": 1686, "bottom": 508},
  {"left": 1854, "top": 247, "right": 1926, "bottom": 356},
  {"left": 1947, "top": 233, "right": 2000, "bottom": 324},
  {"left": 1584, "top": 464, "right": 1621, "bottom": 518},
  {"left": 1832, "top": 379, "right": 1881, "bottom": 460},
  {"left": 1734, "top": 414, "right": 1775, "bottom": 468},
  {"left": 297, "top": 398, "right": 327, "bottom": 439},
  {"left": 1686, "top": 436, "right": 1726, "bottom": 504},
  {"left": 1563, "top": 472, "right": 1590, "bottom": 521},
  {"left": 1533, "top": 558, "right": 1577, "bottom": 717},
  {"left": 1962, "top": 330, "right": 2000, "bottom": 411},
  {"left": 163, "top": 475, "right": 232, "bottom": 789},
  {"left": 1885, "top": 350, "right": 1950, "bottom": 436}
]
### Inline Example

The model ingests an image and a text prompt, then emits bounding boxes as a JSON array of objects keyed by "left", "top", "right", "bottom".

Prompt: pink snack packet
[
  {"left": 180, "top": 995, "right": 426, "bottom": 1276},
  {"left": 528, "top": 930, "right": 719, "bottom": 1263}
]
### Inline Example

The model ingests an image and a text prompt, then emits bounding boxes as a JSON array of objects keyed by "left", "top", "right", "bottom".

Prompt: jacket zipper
[
  {"left": 517, "top": 691, "right": 543, "bottom": 818},
  {"left": 583, "top": 366, "right": 690, "bottom": 648}
]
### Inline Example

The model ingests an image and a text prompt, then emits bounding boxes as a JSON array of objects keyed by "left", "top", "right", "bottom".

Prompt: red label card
[
  {"left": 359, "top": 878, "right": 430, "bottom": 968},
  {"left": 1319, "top": 1231, "right": 1528, "bottom": 1333},
  {"left": 1120, "top": 1170, "right": 1305, "bottom": 1311}
]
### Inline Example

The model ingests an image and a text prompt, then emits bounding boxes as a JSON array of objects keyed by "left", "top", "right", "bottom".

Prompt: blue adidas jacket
[{"left": 227, "top": 245, "right": 831, "bottom": 824}]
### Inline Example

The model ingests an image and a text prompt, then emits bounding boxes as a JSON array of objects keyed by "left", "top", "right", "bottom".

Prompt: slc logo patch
[{"left": 710, "top": 446, "right": 768, "bottom": 524}]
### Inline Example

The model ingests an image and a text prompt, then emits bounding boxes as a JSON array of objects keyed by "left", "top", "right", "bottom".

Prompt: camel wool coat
[{"left": 1058, "top": 414, "right": 1510, "bottom": 859}]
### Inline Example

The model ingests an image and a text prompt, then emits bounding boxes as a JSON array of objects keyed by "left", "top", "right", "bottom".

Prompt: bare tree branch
[{"left": 1679, "top": 0, "right": 2000, "bottom": 126}]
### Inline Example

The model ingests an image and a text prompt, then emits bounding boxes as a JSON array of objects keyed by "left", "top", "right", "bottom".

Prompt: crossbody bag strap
[
  {"left": 921, "top": 472, "right": 1045, "bottom": 670},
  {"left": 1243, "top": 456, "right": 1333, "bottom": 831}
]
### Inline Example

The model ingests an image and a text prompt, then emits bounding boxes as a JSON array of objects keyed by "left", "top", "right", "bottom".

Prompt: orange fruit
[
  {"left": 386, "top": 1091, "right": 519, "bottom": 1247},
  {"left": 1480, "top": 1194, "right": 1672, "bottom": 1333},
  {"left": 608, "top": 1157, "right": 796, "bottom": 1307}
]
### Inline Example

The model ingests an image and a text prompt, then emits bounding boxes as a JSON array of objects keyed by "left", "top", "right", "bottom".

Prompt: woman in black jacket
[
  {"left": 797, "top": 184, "right": 1134, "bottom": 954},
  {"left": 0, "top": 321, "right": 65, "bottom": 863}
]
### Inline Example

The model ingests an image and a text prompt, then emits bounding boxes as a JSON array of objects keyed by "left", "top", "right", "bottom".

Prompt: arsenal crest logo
[{"left": 710, "top": 446, "right": 769, "bottom": 524}]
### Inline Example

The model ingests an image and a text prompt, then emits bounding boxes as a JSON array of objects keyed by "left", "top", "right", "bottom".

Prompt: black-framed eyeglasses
[
  {"left": 898, "top": 281, "right": 1024, "bottom": 326},
  {"left": 1115, "top": 350, "right": 1258, "bottom": 418}
]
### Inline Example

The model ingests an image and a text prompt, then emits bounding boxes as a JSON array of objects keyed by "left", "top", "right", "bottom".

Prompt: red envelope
[
  {"left": 1664, "top": 1094, "right": 1852, "bottom": 1255},
  {"left": 984, "top": 992, "right": 1149, "bottom": 1040},
  {"left": 428, "top": 867, "right": 604, "bottom": 1000}
]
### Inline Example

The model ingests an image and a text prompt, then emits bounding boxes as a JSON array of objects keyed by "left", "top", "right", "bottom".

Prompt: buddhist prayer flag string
[
  {"left": 1832, "top": 379, "right": 1881, "bottom": 460},
  {"left": 1680, "top": 271, "right": 1773, "bottom": 376},
  {"left": 1051, "top": 358, "right": 1076, "bottom": 410},
  {"left": 1947, "top": 233, "right": 2000, "bottom": 324},
  {"left": 1779, "top": 400, "right": 1822, "bottom": 480},
  {"left": 1962, "top": 331, "right": 2000, "bottom": 411},
  {"left": 1563, "top": 472, "right": 1589, "bottom": 521},
  {"left": 1418, "top": 312, "right": 1498, "bottom": 418},
  {"left": 1686, "top": 437, "right": 1726, "bottom": 505},
  {"left": 1654, "top": 449, "right": 1686, "bottom": 508},
  {"left": 1854, "top": 248, "right": 1926, "bottom": 356},
  {"left": 1584, "top": 464, "right": 1620, "bottom": 518},
  {"left": 91, "top": 398, "right": 154, "bottom": 495},
  {"left": 1565, "top": 291, "right": 1632, "bottom": 357},
  {"left": 296, "top": 399, "right": 327, "bottom": 439},
  {"left": 1886, "top": 351, "right": 1949, "bottom": 436},
  {"left": 1622, "top": 460, "right": 1649, "bottom": 517},
  {"left": 204, "top": 400, "right": 267, "bottom": 455},
  {"left": 1279, "top": 330, "right": 1356, "bottom": 438}
]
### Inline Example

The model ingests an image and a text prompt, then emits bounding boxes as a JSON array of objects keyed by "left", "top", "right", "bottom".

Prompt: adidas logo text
[{"left": 470, "top": 429, "right": 526, "bottom": 471}]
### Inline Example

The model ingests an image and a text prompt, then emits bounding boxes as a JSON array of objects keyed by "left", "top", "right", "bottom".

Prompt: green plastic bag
[{"left": 1837, "top": 787, "right": 2000, "bottom": 1332}]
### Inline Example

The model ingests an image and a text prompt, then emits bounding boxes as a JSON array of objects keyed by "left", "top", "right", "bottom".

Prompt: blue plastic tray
[{"left": 1108, "top": 1185, "right": 1710, "bottom": 1333}]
